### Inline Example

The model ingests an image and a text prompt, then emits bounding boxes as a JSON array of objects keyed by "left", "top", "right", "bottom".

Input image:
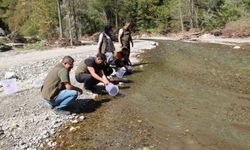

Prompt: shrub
[{"left": 222, "top": 17, "right": 250, "bottom": 37}]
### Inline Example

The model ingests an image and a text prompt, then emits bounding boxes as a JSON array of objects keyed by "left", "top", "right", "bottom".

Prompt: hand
[
  {"left": 78, "top": 88, "right": 83, "bottom": 95},
  {"left": 103, "top": 80, "right": 109, "bottom": 85}
]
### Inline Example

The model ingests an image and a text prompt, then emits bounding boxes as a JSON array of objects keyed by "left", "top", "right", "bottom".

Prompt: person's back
[
  {"left": 75, "top": 54, "right": 110, "bottom": 91},
  {"left": 41, "top": 56, "right": 82, "bottom": 114},
  {"left": 75, "top": 57, "right": 103, "bottom": 76},
  {"left": 41, "top": 63, "right": 68, "bottom": 100}
]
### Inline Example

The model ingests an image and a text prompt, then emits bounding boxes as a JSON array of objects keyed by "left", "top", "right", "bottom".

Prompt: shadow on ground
[
  {"left": 132, "top": 62, "right": 150, "bottom": 67},
  {"left": 66, "top": 98, "right": 111, "bottom": 113}
]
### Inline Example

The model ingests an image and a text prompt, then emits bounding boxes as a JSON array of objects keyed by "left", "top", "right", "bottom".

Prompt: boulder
[
  {"left": 0, "top": 44, "right": 12, "bottom": 52},
  {"left": 0, "top": 28, "right": 5, "bottom": 36}
]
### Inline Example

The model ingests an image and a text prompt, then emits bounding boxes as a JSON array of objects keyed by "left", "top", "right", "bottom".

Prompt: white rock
[
  {"left": 79, "top": 116, "right": 85, "bottom": 120},
  {"left": 4, "top": 72, "right": 16, "bottom": 79},
  {"left": 71, "top": 120, "right": 78, "bottom": 124},
  {"left": 233, "top": 45, "right": 240, "bottom": 49}
]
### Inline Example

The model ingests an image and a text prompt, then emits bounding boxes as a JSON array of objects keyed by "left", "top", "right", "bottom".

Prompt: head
[
  {"left": 123, "top": 22, "right": 131, "bottom": 29},
  {"left": 104, "top": 24, "right": 112, "bottom": 34},
  {"left": 121, "top": 47, "right": 129, "bottom": 57},
  {"left": 62, "top": 56, "right": 74, "bottom": 71},
  {"left": 95, "top": 53, "right": 106, "bottom": 65}
]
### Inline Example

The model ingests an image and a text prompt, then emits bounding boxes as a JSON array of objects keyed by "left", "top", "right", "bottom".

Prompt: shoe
[
  {"left": 43, "top": 100, "right": 55, "bottom": 109},
  {"left": 52, "top": 108, "right": 71, "bottom": 115}
]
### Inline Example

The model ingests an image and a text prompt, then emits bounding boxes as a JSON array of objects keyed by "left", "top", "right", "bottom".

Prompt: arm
[
  {"left": 129, "top": 34, "right": 134, "bottom": 47},
  {"left": 58, "top": 69, "right": 82, "bottom": 94},
  {"left": 64, "top": 82, "right": 83, "bottom": 95},
  {"left": 97, "top": 33, "right": 103, "bottom": 54},
  {"left": 101, "top": 70, "right": 110, "bottom": 85},
  {"left": 118, "top": 29, "right": 123, "bottom": 47},
  {"left": 87, "top": 66, "right": 109, "bottom": 85}
]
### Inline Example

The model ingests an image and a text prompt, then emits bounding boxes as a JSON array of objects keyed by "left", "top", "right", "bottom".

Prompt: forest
[{"left": 0, "top": 0, "right": 250, "bottom": 40}]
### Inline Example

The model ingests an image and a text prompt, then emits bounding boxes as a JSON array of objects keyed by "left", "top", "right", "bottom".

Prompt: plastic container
[
  {"left": 105, "top": 83, "right": 119, "bottom": 96},
  {"left": 0, "top": 78, "right": 17, "bottom": 95},
  {"left": 115, "top": 67, "right": 126, "bottom": 78}
]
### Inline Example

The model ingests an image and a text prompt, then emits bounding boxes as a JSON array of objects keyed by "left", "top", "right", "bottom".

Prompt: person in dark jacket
[{"left": 75, "top": 53, "right": 110, "bottom": 90}]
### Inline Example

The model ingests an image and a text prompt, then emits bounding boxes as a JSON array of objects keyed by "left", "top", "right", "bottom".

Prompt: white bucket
[
  {"left": 0, "top": 78, "right": 17, "bottom": 95},
  {"left": 105, "top": 83, "right": 119, "bottom": 96},
  {"left": 115, "top": 67, "right": 126, "bottom": 78}
]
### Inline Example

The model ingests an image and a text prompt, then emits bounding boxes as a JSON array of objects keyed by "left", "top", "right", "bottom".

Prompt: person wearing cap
[
  {"left": 97, "top": 24, "right": 115, "bottom": 64},
  {"left": 41, "top": 56, "right": 83, "bottom": 114},
  {"left": 75, "top": 53, "right": 110, "bottom": 91},
  {"left": 118, "top": 21, "right": 134, "bottom": 59}
]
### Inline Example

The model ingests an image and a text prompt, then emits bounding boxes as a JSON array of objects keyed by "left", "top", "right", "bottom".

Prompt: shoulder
[
  {"left": 84, "top": 57, "right": 95, "bottom": 66},
  {"left": 119, "top": 28, "right": 123, "bottom": 34},
  {"left": 58, "top": 67, "right": 69, "bottom": 76},
  {"left": 99, "top": 33, "right": 104, "bottom": 38}
]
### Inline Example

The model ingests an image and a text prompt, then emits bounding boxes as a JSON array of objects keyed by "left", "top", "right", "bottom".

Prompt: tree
[
  {"left": 179, "top": 0, "right": 184, "bottom": 32},
  {"left": 57, "top": 0, "right": 63, "bottom": 38}
]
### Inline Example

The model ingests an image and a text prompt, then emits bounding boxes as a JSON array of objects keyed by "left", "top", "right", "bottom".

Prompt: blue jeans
[{"left": 45, "top": 90, "right": 78, "bottom": 110}]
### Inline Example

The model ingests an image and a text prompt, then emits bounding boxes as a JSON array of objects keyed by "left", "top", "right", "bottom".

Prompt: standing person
[
  {"left": 75, "top": 53, "right": 110, "bottom": 91},
  {"left": 97, "top": 24, "right": 115, "bottom": 64},
  {"left": 118, "top": 21, "right": 134, "bottom": 59},
  {"left": 41, "top": 56, "right": 83, "bottom": 114}
]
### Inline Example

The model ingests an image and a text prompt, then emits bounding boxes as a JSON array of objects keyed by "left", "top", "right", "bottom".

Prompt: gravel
[{"left": 0, "top": 40, "right": 157, "bottom": 150}]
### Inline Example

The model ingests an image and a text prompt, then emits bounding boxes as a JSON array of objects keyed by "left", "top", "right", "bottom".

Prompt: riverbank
[
  {"left": 0, "top": 40, "right": 157, "bottom": 150},
  {"left": 135, "top": 32, "right": 250, "bottom": 46},
  {"left": 0, "top": 35, "right": 249, "bottom": 149}
]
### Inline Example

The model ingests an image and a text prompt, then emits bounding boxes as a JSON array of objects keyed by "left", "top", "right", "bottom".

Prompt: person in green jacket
[
  {"left": 118, "top": 21, "right": 134, "bottom": 59},
  {"left": 41, "top": 56, "right": 82, "bottom": 114}
]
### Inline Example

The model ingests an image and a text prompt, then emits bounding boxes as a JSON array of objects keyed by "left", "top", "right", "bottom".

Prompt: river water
[
  {"left": 52, "top": 40, "right": 250, "bottom": 150},
  {"left": 124, "top": 40, "right": 250, "bottom": 149}
]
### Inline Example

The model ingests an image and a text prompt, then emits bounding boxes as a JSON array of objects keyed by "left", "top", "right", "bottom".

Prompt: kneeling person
[
  {"left": 75, "top": 53, "right": 110, "bottom": 90},
  {"left": 112, "top": 47, "right": 133, "bottom": 73},
  {"left": 41, "top": 56, "right": 83, "bottom": 113}
]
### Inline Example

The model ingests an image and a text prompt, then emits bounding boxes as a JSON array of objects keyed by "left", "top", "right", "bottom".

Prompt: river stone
[
  {"left": 233, "top": 45, "right": 240, "bottom": 49},
  {"left": 4, "top": 72, "right": 17, "bottom": 79}
]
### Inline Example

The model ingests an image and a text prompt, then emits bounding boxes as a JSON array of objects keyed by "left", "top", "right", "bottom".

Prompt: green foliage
[
  {"left": 29, "top": 0, "right": 58, "bottom": 38},
  {"left": 20, "top": 19, "right": 38, "bottom": 36}
]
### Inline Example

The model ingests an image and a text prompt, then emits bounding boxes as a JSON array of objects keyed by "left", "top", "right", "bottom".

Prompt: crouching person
[
  {"left": 112, "top": 47, "right": 133, "bottom": 73},
  {"left": 75, "top": 53, "right": 110, "bottom": 91},
  {"left": 41, "top": 56, "right": 83, "bottom": 114}
]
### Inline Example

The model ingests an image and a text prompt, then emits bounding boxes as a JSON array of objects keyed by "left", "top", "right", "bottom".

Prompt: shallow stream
[
  {"left": 125, "top": 40, "right": 250, "bottom": 149},
  {"left": 52, "top": 40, "right": 250, "bottom": 150}
]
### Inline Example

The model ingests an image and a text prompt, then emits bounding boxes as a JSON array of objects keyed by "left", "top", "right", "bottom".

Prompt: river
[{"left": 52, "top": 40, "right": 250, "bottom": 150}]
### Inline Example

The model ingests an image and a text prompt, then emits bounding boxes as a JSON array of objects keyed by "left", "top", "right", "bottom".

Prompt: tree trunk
[
  {"left": 194, "top": 8, "right": 199, "bottom": 28},
  {"left": 72, "top": 0, "right": 78, "bottom": 40},
  {"left": 78, "top": 16, "right": 82, "bottom": 39},
  {"left": 115, "top": 0, "right": 119, "bottom": 31},
  {"left": 115, "top": 11, "right": 119, "bottom": 31},
  {"left": 189, "top": 0, "right": 194, "bottom": 29},
  {"left": 57, "top": 0, "right": 63, "bottom": 38},
  {"left": 178, "top": 0, "right": 184, "bottom": 32},
  {"left": 103, "top": 10, "right": 108, "bottom": 24},
  {"left": 68, "top": 0, "right": 73, "bottom": 46}
]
